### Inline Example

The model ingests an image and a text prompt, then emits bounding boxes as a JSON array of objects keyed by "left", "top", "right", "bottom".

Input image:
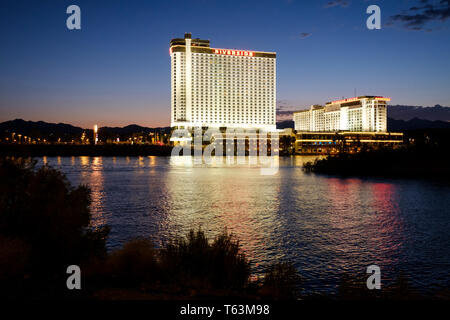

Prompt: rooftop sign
[
  {"left": 374, "top": 97, "right": 391, "bottom": 101},
  {"left": 213, "top": 48, "right": 254, "bottom": 56},
  {"left": 330, "top": 96, "right": 391, "bottom": 104}
]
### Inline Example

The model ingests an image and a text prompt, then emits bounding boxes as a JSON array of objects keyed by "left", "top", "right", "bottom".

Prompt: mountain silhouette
[
  {"left": 0, "top": 119, "right": 170, "bottom": 141},
  {"left": 1, "top": 116, "right": 450, "bottom": 137},
  {"left": 388, "top": 105, "right": 450, "bottom": 122}
]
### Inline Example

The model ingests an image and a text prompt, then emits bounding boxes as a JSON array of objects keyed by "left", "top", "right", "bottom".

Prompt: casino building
[
  {"left": 293, "top": 96, "right": 390, "bottom": 132},
  {"left": 292, "top": 96, "right": 403, "bottom": 154},
  {"left": 170, "top": 33, "right": 276, "bottom": 131}
]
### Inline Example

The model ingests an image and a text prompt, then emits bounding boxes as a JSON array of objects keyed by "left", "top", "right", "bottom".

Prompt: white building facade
[
  {"left": 170, "top": 33, "right": 276, "bottom": 131},
  {"left": 293, "top": 96, "right": 389, "bottom": 132}
]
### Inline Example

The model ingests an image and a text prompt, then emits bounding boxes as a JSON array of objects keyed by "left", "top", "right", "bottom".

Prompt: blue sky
[{"left": 0, "top": 0, "right": 449, "bottom": 127}]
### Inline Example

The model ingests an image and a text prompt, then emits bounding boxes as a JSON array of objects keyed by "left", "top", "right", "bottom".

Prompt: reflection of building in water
[
  {"left": 165, "top": 157, "right": 281, "bottom": 267},
  {"left": 324, "top": 178, "right": 404, "bottom": 277}
]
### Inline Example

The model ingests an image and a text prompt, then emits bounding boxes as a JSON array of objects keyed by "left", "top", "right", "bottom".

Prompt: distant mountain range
[
  {"left": 388, "top": 105, "right": 450, "bottom": 122},
  {"left": 0, "top": 119, "right": 171, "bottom": 141},
  {"left": 0, "top": 119, "right": 170, "bottom": 133},
  {"left": 277, "top": 120, "right": 294, "bottom": 129},
  {"left": 387, "top": 117, "right": 450, "bottom": 131},
  {"left": 0, "top": 119, "right": 84, "bottom": 137},
  {"left": 99, "top": 124, "right": 170, "bottom": 135}
]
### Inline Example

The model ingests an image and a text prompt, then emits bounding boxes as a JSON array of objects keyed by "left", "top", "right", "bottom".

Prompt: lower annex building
[{"left": 292, "top": 96, "right": 403, "bottom": 154}]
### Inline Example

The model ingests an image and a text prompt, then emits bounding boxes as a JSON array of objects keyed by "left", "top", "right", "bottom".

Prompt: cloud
[
  {"left": 324, "top": 0, "right": 350, "bottom": 8},
  {"left": 298, "top": 32, "right": 312, "bottom": 39},
  {"left": 390, "top": 0, "right": 450, "bottom": 30},
  {"left": 277, "top": 101, "right": 296, "bottom": 111},
  {"left": 276, "top": 101, "right": 302, "bottom": 120}
]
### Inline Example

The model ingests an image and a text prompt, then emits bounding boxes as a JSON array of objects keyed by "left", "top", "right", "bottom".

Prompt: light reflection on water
[{"left": 39, "top": 156, "right": 450, "bottom": 294}]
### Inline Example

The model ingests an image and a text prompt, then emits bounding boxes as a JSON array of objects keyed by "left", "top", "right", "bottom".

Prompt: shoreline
[
  {"left": 0, "top": 143, "right": 173, "bottom": 157},
  {"left": 302, "top": 150, "right": 450, "bottom": 181},
  {"left": 0, "top": 143, "right": 297, "bottom": 157}
]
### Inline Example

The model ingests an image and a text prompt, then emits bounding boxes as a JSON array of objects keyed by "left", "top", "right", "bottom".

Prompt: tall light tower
[{"left": 94, "top": 124, "right": 98, "bottom": 145}]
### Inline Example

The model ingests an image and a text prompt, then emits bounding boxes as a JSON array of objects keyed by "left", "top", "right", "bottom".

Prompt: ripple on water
[{"left": 39, "top": 156, "right": 450, "bottom": 295}]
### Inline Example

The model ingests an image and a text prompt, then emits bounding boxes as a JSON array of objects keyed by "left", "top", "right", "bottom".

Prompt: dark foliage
[
  {"left": 103, "top": 239, "right": 159, "bottom": 287},
  {"left": 336, "top": 273, "right": 422, "bottom": 300},
  {"left": 303, "top": 129, "right": 450, "bottom": 179},
  {"left": 0, "top": 157, "right": 109, "bottom": 297},
  {"left": 97, "top": 229, "right": 301, "bottom": 299},
  {"left": 258, "top": 262, "right": 302, "bottom": 299},
  {"left": 159, "top": 229, "right": 251, "bottom": 291}
]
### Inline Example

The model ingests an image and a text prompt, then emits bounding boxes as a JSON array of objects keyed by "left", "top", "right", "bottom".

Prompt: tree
[{"left": 0, "top": 157, "right": 109, "bottom": 297}]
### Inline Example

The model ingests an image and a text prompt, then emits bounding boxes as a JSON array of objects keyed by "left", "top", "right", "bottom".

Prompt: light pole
[{"left": 94, "top": 124, "right": 98, "bottom": 145}]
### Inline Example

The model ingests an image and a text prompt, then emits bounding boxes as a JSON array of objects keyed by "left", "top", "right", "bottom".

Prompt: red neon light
[
  {"left": 213, "top": 48, "right": 254, "bottom": 57},
  {"left": 375, "top": 97, "right": 391, "bottom": 101},
  {"left": 331, "top": 97, "right": 359, "bottom": 104}
]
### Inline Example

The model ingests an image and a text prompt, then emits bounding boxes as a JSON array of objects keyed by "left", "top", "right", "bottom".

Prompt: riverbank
[
  {"left": 303, "top": 147, "right": 450, "bottom": 180},
  {"left": 0, "top": 143, "right": 291, "bottom": 157},
  {"left": 0, "top": 143, "right": 173, "bottom": 156}
]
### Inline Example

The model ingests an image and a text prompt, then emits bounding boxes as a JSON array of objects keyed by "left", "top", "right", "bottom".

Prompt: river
[{"left": 38, "top": 155, "right": 450, "bottom": 295}]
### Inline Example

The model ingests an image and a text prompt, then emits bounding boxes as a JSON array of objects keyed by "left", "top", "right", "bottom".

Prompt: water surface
[{"left": 40, "top": 156, "right": 450, "bottom": 295}]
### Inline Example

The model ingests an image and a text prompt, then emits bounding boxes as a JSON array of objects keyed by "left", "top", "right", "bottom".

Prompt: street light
[{"left": 94, "top": 124, "right": 98, "bottom": 145}]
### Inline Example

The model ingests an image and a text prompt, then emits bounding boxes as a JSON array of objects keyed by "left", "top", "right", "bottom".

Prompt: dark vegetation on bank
[
  {"left": 303, "top": 129, "right": 450, "bottom": 180},
  {"left": 0, "top": 157, "right": 448, "bottom": 300},
  {"left": 0, "top": 143, "right": 173, "bottom": 157}
]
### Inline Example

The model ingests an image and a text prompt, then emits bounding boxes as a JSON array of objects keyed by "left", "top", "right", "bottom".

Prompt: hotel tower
[
  {"left": 170, "top": 33, "right": 276, "bottom": 131},
  {"left": 293, "top": 96, "right": 389, "bottom": 132}
]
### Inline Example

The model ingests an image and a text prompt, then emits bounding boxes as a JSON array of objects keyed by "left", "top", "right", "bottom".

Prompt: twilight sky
[{"left": 0, "top": 0, "right": 449, "bottom": 128}]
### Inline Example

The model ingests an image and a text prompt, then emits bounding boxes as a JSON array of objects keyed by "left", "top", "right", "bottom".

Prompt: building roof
[
  {"left": 326, "top": 96, "right": 390, "bottom": 105},
  {"left": 170, "top": 33, "right": 276, "bottom": 58}
]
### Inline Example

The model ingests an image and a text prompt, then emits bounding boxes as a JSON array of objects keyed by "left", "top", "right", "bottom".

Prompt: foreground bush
[
  {"left": 104, "top": 238, "right": 159, "bottom": 287},
  {"left": 95, "top": 229, "right": 301, "bottom": 299},
  {"left": 0, "top": 157, "right": 109, "bottom": 297},
  {"left": 258, "top": 262, "right": 302, "bottom": 299},
  {"left": 160, "top": 229, "right": 250, "bottom": 291},
  {"left": 95, "top": 230, "right": 252, "bottom": 297},
  {"left": 336, "top": 273, "right": 423, "bottom": 300}
]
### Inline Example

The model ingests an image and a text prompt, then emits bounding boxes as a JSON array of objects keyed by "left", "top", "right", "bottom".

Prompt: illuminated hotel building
[
  {"left": 293, "top": 96, "right": 389, "bottom": 132},
  {"left": 170, "top": 33, "right": 276, "bottom": 131}
]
